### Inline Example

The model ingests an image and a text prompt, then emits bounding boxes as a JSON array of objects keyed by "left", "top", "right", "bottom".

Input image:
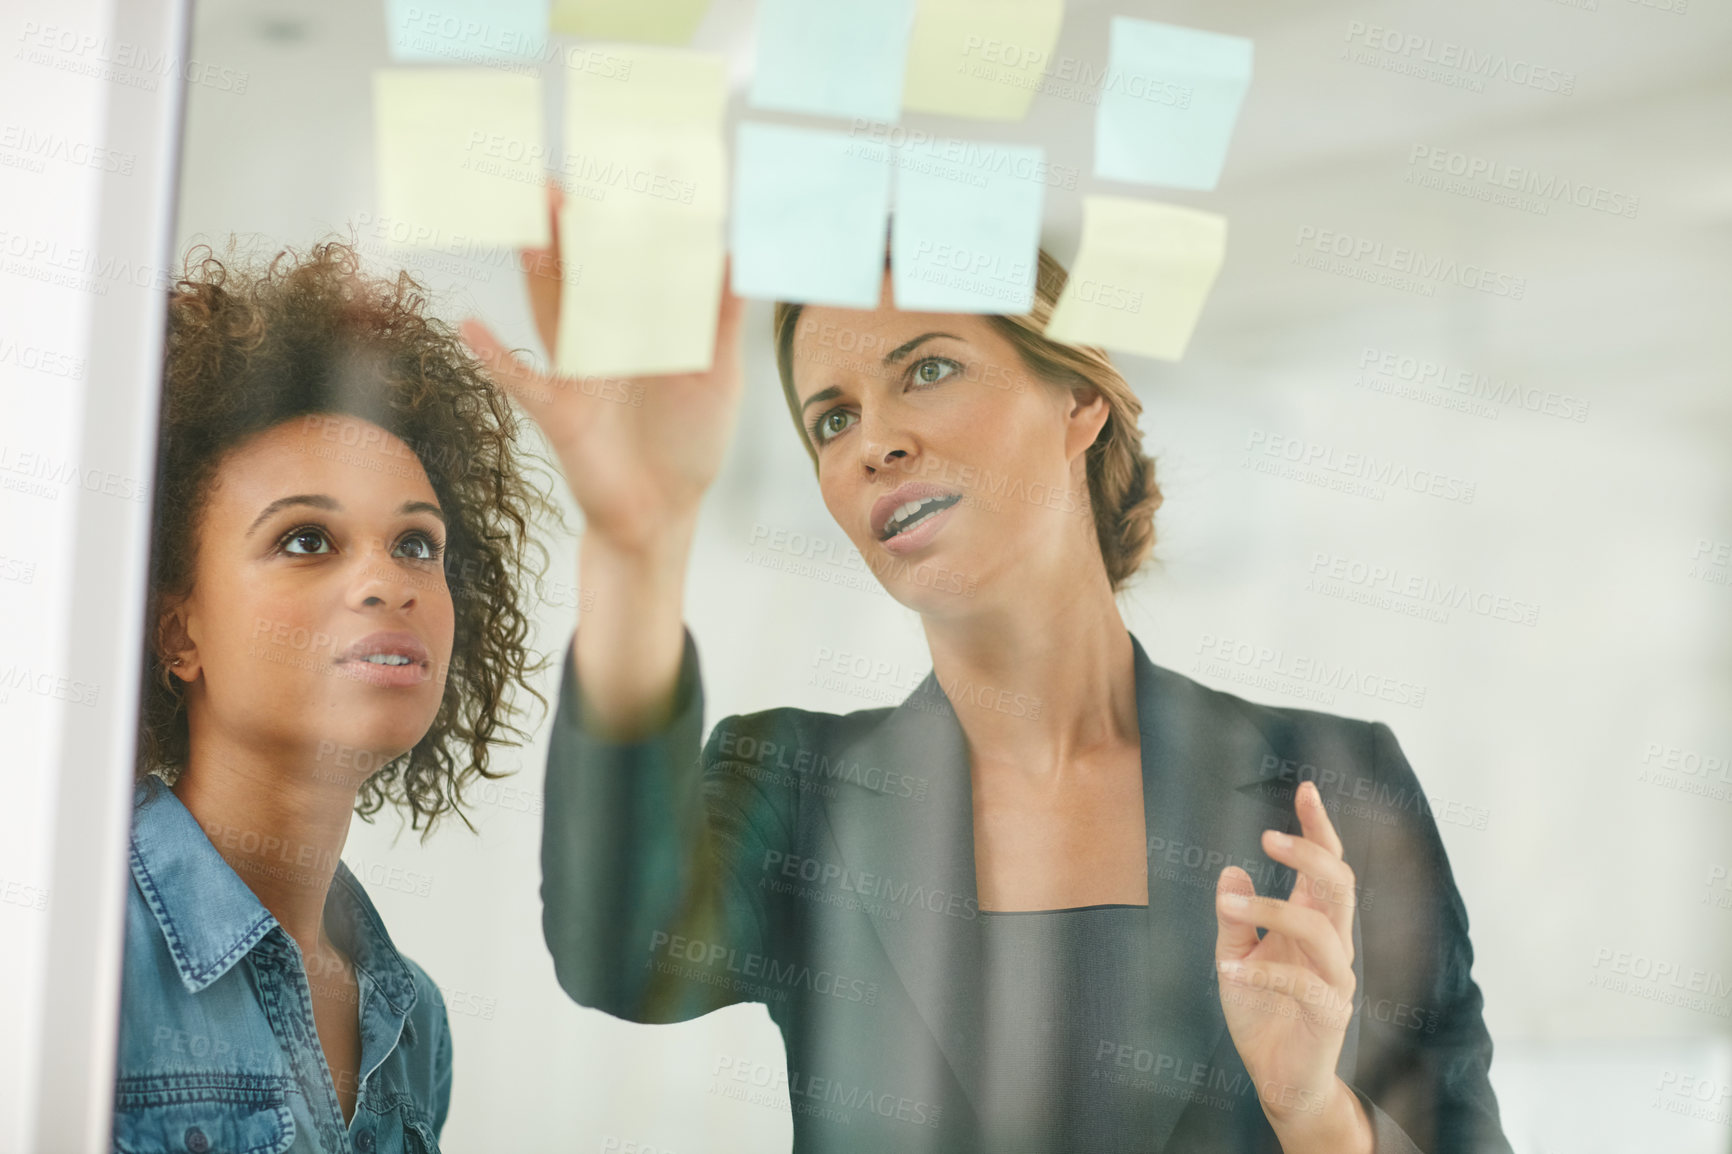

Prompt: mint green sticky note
[
  {"left": 385, "top": 0, "right": 550, "bottom": 64},
  {"left": 891, "top": 138, "right": 1045, "bottom": 313},
  {"left": 1095, "top": 17, "right": 1252, "bottom": 191},
  {"left": 749, "top": 0, "right": 916, "bottom": 122},
  {"left": 731, "top": 123, "right": 892, "bottom": 308}
]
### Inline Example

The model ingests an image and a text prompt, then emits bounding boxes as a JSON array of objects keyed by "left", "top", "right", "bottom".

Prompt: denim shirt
[{"left": 113, "top": 776, "right": 451, "bottom": 1154}]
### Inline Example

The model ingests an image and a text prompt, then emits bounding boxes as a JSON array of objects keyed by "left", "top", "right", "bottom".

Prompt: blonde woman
[{"left": 464, "top": 202, "right": 1512, "bottom": 1153}]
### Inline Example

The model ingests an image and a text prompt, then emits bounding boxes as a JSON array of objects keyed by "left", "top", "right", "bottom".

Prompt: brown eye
[{"left": 280, "top": 526, "right": 332, "bottom": 555}]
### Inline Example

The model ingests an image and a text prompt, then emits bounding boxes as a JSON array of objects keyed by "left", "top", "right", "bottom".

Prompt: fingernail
[
  {"left": 1218, "top": 960, "right": 1245, "bottom": 981},
  {"left": 1265, "top": 830, "right": 1289, "bottom": 848},
  {"left": 1220, "top": 892, "right": 1249, "bottom": 911}
]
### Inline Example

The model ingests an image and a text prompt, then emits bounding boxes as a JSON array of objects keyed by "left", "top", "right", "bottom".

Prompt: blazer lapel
[
  {"left": 817, "top": 632, "right": 1302, "bottom": 1146},
  {"left": 1133, "top": 634, "right": 1302, "bottom": 1150}
]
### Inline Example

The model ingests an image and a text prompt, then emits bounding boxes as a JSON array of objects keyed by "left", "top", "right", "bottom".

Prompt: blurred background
[{"left": 55, "top": 0, "right": 1732, "bottom": 1148}]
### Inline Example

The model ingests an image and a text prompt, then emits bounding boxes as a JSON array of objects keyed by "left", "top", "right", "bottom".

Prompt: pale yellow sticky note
[
  {"left": 550, "top": 0, "right": 709, "bottom": 44},
  {"left": 565, "top": 42, "right": 727, "bottom": 127},
  {"left": 554, "top": 200, "right": 725, "bottom": 377},
  {"left": 373, "top": 69, "right": 549, "bottom": 248},
  {"left": 902, "top": 0, "right": 1065, "bottom": 121},
  {"left": 554, "top": 44, "right": 729, "bottom": 376},
  {"left": 1044, "top": 197, "right": 1226, "bottom": 362}
]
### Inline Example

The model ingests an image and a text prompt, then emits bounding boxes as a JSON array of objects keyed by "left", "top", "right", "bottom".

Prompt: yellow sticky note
[
  {"left": 555, "top": 44, "right": 729, "bottom": 376},
  {"left": 373, "top": 69, "right": 549, "bottom": 248},
  {"left": 565, "top": 43, "right": 727, "bottom": 130},
  {"left": 902, "top": 0, "right": 1065, "bottom": 121},
  {"left": 1044, "top": 197, "right": 1226, "bottom": 362},
  {"left": 550, "top": 0, "right": 709, "bottom": 44},
  {"left": 555, "top": 202, "right": 725, "bottom": 377}
]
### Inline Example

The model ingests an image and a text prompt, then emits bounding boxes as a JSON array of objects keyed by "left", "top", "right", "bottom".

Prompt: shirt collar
[{"left": 129, "top": 775, "right": 419, "bottom": 1017}]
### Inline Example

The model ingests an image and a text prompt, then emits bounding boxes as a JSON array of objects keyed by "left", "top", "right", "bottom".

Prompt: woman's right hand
[{"left": 459, "top": 182, "right": 746, "bottom": 558}]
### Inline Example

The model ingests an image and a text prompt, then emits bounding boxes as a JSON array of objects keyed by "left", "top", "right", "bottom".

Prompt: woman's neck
[
  {"left": 921, "top": 574, "right": 1139, "bottom": 779},
  {"left": 170, "top": 738, "right": 359, "bottom": 958}
]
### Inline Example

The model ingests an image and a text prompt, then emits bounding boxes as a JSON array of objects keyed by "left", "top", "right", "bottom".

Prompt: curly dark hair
[{"left": 139, "top": 237, "right": 560, "bottom": 836}]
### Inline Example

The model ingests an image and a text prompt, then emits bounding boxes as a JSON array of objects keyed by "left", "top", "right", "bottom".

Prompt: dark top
[
  {"left": 539, "top": 626, "right": 1515, "bottom": 1153},
  {"left": 973, "top": 904, "right": 1158, "bottom": 1154}
]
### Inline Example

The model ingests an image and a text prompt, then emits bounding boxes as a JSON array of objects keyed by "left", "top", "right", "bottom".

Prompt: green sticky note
[
  {"left": 555, "top": 44, "right": 729, "bottom": 376},
  {"left": 550, "top": 0, "right": 710, "bottom": 44},
  {"left": 902, "top": 0, "right": 1066, "bottom": 121},
  {"left": 1044, "top": 197, "right": 1226, "bottom": 362},
  {"left": 1095, "top": 18, "right": 1253, "bottom": 191},
  {"left": 372, "top": 69, "right": 549, "bottom": 248}
]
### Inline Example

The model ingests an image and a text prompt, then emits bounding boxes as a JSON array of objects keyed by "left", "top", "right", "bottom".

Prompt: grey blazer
[{"left": 540, "top": 627, "right": 1513, "bottom": 1153}]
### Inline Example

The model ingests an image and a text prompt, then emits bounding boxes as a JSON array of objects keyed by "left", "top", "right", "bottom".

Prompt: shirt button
[
  {"left": 183, "top": 1126, "right": 210, "bottom": 1154},
  {"left": 356, "top": 1129, "right": 376, "bottom": 1153}
]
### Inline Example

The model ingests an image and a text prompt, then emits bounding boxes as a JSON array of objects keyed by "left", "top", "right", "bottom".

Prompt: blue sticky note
[
  {"left": 749, "top": 0, "right": 916, "bottom": 122},
  {"left": 1095, "top": 18, "right": 1252, "bottom": 191},
  {"left": 731, "top": 123, "right": 893, "bottom": 308},
  {"left": 892, "top": 137, "right": 1045, "bottom": 313},
  {"left": 386, "top": 0, "right": 551, "bottom": 65}
]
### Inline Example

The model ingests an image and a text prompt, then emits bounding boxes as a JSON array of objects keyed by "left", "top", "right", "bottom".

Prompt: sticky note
[
  {"left": 373, "top": 70, "right": 549, "bottom": 248},
  {"left": 902, "top": 0, "right": 1065, "bottom": 121},
  {"left": 1044, "top": 197, "right": 1226, "bottom": 362},
  {"left": 550, "top": 0, "right": 709, "bottom": 44},
  {"left": 1095, "top": 18, "right": 1253, "bottom": 191},
  {"left": 891, "top": 137, "right": 1045, "bottom": 313},
  {"left": 749, "top": 0, "right": 916, "bottom": 122},
  {"left": 555, "top": 203, "right": 725, "bottom": 377},
  {"left": 384, "top": 0, "right": 550, "bottom": 64},
  {"left": 731, "top": 123, "right": 892, "bottom": 309},
  {"left": 555, "top": 45, "right": 729, "bottom": 376}
]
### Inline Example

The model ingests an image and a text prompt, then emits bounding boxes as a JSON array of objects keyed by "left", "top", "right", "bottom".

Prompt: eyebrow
[
  {"left": 797, "top": 331, "right": 963, "bottom": 415},
  {"left": 245, "top": 495, "right": 447, "bottom": 537}
]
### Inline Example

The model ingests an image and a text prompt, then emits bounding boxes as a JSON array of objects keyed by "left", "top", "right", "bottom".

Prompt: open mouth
[{"left": 880, "top": 493, "right": 963, "bottom": 541}]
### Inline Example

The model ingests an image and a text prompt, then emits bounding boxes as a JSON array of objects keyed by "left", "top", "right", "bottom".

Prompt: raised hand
[
  {"left": 459, "top": 182, "right": 746, "bottom": 556},
  {"left": 1214, "top": 780, "right": 1373, "bottom": 1153}
]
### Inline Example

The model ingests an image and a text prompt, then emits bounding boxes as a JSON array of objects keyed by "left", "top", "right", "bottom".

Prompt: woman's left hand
[{"left": 1214, "top": 780, "right": 1372, "bottom": 1153}]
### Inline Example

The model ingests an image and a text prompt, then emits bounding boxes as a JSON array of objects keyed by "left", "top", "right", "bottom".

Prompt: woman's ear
[
  {"left": 155, "top": 598, "right": 200, "bottom": 684},
  {"left": 1064, "top": 384, "right": 1111, "bottom": 461}
]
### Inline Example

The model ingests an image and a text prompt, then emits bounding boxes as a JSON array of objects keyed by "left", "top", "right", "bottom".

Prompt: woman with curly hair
[{"left": 114, "top": 238, "right": 553, "bottom": 1154}]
